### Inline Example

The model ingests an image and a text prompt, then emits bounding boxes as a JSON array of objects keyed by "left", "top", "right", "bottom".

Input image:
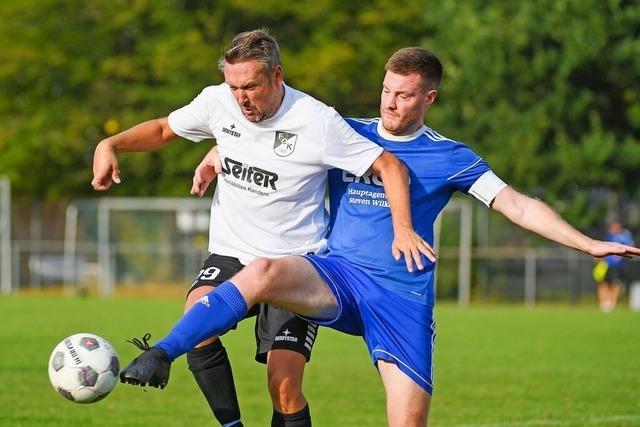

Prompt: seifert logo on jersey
[
  {"left": 222, "top": 157, "right": 279, "bottom": 190},
  {"left": 273, "top": 131, "right": 297, "bottom": 157},
  {"left": 342, "top": 170, "right": 384, "bottom": 186}
]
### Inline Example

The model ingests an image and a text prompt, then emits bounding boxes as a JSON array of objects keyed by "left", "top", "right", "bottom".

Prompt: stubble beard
[{"left": 243, "top": 94, "right": 280, "bottom": 123}]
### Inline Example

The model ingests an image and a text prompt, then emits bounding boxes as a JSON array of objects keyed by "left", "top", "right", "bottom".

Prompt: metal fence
[
  {"left": 3, "top": 194, "right": 638, "bottom": 304},
  {"left": 0, "top": 176, "right": 11, "bottom": 295}
]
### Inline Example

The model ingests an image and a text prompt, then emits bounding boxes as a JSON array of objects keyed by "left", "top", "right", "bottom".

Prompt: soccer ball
[{"left": 48, "top": 333, "right": 120, "bottom": 403}]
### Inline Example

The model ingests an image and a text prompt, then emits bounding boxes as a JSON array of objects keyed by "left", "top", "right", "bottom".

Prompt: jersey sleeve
[
  {"left": 167, "top": 86, "right": 218, "bottom": 142},
  {"left": 447, "top": 143, "right": 506, "bottom": 206},
  {"left": 625, "top": 231, "right": 635, "bottom": 246},
  {"left": 608, "top": 230, "right": 635, "bottom": 246},
  {"left": 321, "top": 109, "right": 383, "bottom": 176},
  {"left": 468, "top": 171, "right": 508, "bottom": 207}
]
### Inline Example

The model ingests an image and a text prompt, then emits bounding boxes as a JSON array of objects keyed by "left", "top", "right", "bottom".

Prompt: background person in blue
[
  {"left": 595, "top": 220, "right": 635, "bottom": 311},
  {"left": 120, "top": 47, "right": 640, "bottom": 426}
]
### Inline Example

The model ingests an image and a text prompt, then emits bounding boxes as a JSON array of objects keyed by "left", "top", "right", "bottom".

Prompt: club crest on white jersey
[{"left": 273, "top": 131, "right": 298, "bottom": 157}]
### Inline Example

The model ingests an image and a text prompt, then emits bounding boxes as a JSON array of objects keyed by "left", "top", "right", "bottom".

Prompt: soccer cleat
[{"left": 120, "top": 333, "right": 172, "bottom": 389}]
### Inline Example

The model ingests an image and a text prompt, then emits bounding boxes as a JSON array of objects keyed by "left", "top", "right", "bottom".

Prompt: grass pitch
[{"left": 1, "top": 296, "right": 639, "bottom": 426}]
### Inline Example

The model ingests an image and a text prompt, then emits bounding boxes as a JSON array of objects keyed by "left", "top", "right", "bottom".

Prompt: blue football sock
[{"left": 155, "top": 281, "right": 248, "bottom": 360}]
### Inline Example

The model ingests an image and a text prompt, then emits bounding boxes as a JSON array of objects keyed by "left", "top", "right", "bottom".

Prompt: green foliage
[
  {"left": 421, "top": 0, "right": 640, "bottom": 224},
  {"left": 1, "top": 0, "right": 639, "bottom": 226}
]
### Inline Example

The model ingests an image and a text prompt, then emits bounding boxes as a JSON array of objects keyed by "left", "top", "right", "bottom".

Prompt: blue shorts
[{"left": 303, "top": 254, "right": 435, "bottom": 394}]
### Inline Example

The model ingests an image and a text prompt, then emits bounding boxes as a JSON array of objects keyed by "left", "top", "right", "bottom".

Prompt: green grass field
[{"left": 1, "top": 296, "right": 639, "bottom": 426}]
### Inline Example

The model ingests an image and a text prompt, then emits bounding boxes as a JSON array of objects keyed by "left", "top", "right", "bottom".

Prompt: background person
[{"left": 594, "top": 220, "right": 635, "bottom": 311}]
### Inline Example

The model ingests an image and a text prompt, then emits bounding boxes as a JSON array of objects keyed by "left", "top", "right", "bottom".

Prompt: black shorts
[
  {"left": 188, "top": 253, "right": 318, "bottom": 363},
  {"left": 604, "top": 265, "right": 625, "bottom": 286}
]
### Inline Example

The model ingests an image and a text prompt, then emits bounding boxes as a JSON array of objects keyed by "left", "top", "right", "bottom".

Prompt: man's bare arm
[
  {"left": 371, "top": 151, "right": 438, "bottom": 272},
  {"left": 92, "top": 117, "right": 177, "bottom": 191},
  {"left": 492, "top": 186, "right": 640, "bottom": 258}
]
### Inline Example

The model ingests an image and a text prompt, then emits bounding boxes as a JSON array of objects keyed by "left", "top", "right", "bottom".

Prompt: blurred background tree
[{"left": 1, "top": 0, "right": 639, "bottom": 228}]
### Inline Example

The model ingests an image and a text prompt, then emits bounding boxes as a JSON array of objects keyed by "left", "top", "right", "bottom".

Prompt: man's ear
[
  {"left": 425, "top": 89, "right": 438, "bottom": 108},
  {"left": 273, "top": 64, "right": 284, "bottom": 85}
]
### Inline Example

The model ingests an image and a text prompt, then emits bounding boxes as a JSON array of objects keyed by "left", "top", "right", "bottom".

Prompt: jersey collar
[
  {"left": 376, "top": 120, "right": 427, "bottom": 142},
  {"left": 260, "top": 83, "right": 292, "bottom": 125}
]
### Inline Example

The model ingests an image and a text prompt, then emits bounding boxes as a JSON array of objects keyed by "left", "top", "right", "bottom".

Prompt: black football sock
[
  {"left": 187, "top": 340, "right": 243, "bottom": 426},
  {"left": 271, "top": 405, "right": 311, "bottom": 427}
]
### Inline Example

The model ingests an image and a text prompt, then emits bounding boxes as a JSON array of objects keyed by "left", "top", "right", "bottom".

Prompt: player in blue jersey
[
  {"left": 595, "top": 220, "right": 635, "bottom": 311},
  {"left": 120, "top": 47, "right": 640, "bottom": 426}
]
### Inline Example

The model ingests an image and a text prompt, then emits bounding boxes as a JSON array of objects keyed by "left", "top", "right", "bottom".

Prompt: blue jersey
[
  {"left": 605, "top": 229, "right": 634, "bottom": 268},
  {"left": 327, "top": 118, "right": 494, "bottom": 305}
]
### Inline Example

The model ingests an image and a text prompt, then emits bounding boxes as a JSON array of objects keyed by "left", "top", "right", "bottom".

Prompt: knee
[
  {"left": 388, "top": 408, "right": 427, "bottom": 427},
  {"left": 241, "top": 257, "right": 282, "bottom": 300},
  {"left": 402, "top": 412, "right": 427, "bottom": 427},
  {"left": 184, "top": 285, "right": 213, "bottom": 313},
  {"left": 267, "top": 372, "right": 303, "bottom": 412},
  {"left": 187, "top": 340, "right": 227, "bottom": 372},
  {"left": 388, "top": 400, "right": 429, "bottom": 427}
]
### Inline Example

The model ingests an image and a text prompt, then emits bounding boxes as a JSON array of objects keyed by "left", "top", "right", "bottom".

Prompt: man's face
[
  {"left": 224, "top": 60, "right": 283, "bottom": 122},
  {"left": 380, "top": 71, "right": 437, "bottom": 135},
  {"left": 610, "top": 222, "right": 623, "bottom": 234}
]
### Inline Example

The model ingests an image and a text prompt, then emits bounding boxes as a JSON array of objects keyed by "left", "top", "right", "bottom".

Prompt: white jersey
[{"left": 168, "top": 83, "right": 383, "bottom": 263}]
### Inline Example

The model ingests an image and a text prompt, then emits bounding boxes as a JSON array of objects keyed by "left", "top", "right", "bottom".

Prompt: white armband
[{"left": 468, "top": 171, "right": 508, "bottom": 207}]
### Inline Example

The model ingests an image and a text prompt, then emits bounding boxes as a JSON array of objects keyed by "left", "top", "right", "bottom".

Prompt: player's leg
[
  {"left": 184, "top": 255, "right": 249, "bottom": 426},
  {"left": 378, "top": 361, "right": 431, "bottom": 427},
  {"left": 610, "top": 283, "right": 621, "bottom": 309},
  {"left": 267, "top": 350, "right": 310, "bottom": 426},
  {"left": 609, "top": 267, "right": 624, "bottom": 309},
  {"left": 348, "top": 273, "right": 435, "bottom": 426},
  {"left": 185, "top": 285, "right": 242, "bottom": 426},
  {"left": 255, "top": 305, "right": 318, "bottom": 426},
  {"left": 122, "top": 254, "right": 246, "bottom": 426},
  {"left": 234, "top": 256, "right": 339, "bottom": 319},
  {"left": 602, "top": 282, "right": 616, "bottom": 312},
  {"left": 597, "top": 282, "right": 608, "bottom": 310},
  {"left": 600, "top": 267, "right": 621, "bottom": 311},
  {"left": 121, "top": 256, "right": 336, "bottom": 378}
]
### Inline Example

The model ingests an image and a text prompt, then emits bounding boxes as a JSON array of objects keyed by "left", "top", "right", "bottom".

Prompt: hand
[
  {"left": 588, "top": 240, "right": 640, "bottom": 259},
  {"left": 190, "top": 147, "right": 222, "bottom": 197},
  {"left": 391, "top": 227, "right": 438, "bottom": 272},
  {"left": 91, "top": 140, "right": 121, "bottom": 191}
]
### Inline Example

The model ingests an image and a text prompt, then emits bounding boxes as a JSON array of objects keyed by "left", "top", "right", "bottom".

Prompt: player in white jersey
[
  {"left": 118, "top": 47, "right": 640, "bottom": 426},
  {"left": 92, "top": 30, "right": 427, "bottom": 427}
]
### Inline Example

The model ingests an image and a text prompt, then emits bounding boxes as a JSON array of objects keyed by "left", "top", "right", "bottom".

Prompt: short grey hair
[{"left": 218, "top": 28, "right": 281, "bottom": 73}]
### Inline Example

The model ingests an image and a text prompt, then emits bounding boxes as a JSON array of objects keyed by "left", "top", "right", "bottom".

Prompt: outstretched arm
[
  {"left": 371, "top": 151, "right": 438, "bottom": 271},
  {"left": 92, "top": 117, "right": 177, "bottom": 191},
  {"left": 492, "top": 186, "right": 640, "bottom": 258}
]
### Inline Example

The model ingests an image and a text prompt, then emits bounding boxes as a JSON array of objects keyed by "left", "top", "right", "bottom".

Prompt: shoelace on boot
[{"left": 127, "top": 333, "right": 152, "bottom": 351}]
